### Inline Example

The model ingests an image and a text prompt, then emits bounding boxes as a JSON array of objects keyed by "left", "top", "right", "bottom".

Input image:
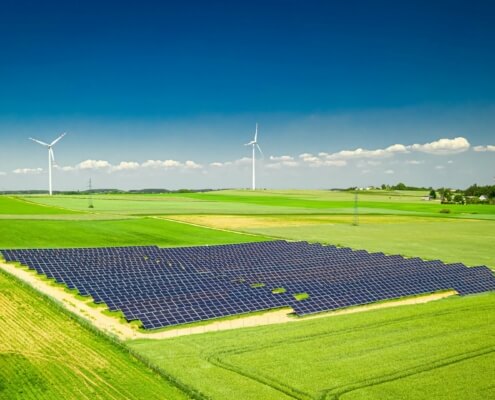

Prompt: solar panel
[{"left": 2, "top": 241, "right": 494, "bottom": 329}]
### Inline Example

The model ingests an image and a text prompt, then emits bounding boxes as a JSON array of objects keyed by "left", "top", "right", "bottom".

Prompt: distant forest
[{"left": 0, "top": 188, "right": 220, "bottom": 195}]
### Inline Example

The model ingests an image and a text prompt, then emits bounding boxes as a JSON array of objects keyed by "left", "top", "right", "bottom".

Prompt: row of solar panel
[{"left": 2, "top": 241, "right": 494, "bottom": 329}]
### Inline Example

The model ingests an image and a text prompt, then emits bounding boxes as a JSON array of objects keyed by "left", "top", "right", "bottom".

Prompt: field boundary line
[
  {"left": 12, "top": 195, "right": 87, "bottom": 214},
  {"left": 153, "top": 216, "right": 275, "bottom": 239}
]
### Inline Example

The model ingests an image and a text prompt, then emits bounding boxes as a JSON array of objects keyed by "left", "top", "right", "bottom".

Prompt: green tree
[
  {"left": 453, "top": 194, "right": 464, "bottom": 204},
  {"left": 429, "top": 189, "right": 437, "bottom": 199}
]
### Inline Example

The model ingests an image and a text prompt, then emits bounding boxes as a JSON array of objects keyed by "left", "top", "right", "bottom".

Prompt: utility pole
[
  {"left": 88, "top": 178, "right": 94, "bottom": 208},
  {"left": 353, "top": 191, "right": 359, "bottom": 226}
]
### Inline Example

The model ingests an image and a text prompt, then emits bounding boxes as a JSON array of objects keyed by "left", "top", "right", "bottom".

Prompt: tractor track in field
[
  {"left": 203, "top": 304, "right": 493, "bottom": 400},
  {"left": 320, "top": 346, "right": 495, "bottom": 400}
]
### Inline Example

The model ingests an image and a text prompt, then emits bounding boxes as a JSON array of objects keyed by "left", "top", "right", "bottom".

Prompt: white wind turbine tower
[
  {"left": 245, "top": 123, "right": 263, "bottom": 190},
  {"left": 29, "top": 133, "right": 67, "bottom": 196}
]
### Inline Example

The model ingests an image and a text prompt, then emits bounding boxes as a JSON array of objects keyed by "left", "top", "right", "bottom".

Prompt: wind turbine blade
[
  {"left": 29, "top": 137, "right": 49, "bottom": 146},
  {"left": 254, "top": 123, "right": 258, "bottom": 142},
  {"left": 256, "top": 143, "right": 264, "bottom": 157},
  {"left": 50, "top": 132, "right": 66, "bottom": 146}
]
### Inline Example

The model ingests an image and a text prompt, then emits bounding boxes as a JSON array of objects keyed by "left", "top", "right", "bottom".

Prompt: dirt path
[
  {"left": 0, "top": 261, "right": 138, "bottom": 339},
  {"left": 0, "top": 260, "right": 456, "bottom": 341}
]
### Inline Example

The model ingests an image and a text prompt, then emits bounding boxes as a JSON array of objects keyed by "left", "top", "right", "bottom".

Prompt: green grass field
[
  {"left": 1, "top": 190, "right": 494, "bottom": 400},
  {"left": 0, "top": 217, "right": 268, "bottom": 248},
  {"left": 0, "top": 269, "right": 189, "bottom": 400},
  {"left": 129, "top": 292, "right": 495, "bottom": 400},
  {"left": 23, "top": 190, "right": 495, "bottom": 217},
  {"left": 169, "top": 214, "right": 495, "bottom": 268},
  {"left": 0, "top": 196, "right": 81, "bottom": 215},
  {"left": 11, "top": 190, "right": 495, "bottom": 268}
]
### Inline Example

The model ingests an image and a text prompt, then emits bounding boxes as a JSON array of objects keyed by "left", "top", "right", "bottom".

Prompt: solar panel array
[{"left": 2, "top": 241, "right": 494, "bottom": 330}]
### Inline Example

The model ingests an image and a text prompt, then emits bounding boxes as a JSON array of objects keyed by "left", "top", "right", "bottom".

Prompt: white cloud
[
  {"left": 8, "top": 136, "right": 474, "bottom": 183},
  {"left": 322, "top": 160, "right": 347, "bottom": 167},
  {"left": 111, "top": 161, "right": 140, "bottom": 172},
  {"left": 141, "top": 160, "right": 162, "bottom": 168},
  {"left": 163, "top": 160, "right": 182, "bottom": 168},
  {"left": 77, "top": 159, "right": 112, "bottom": 170},
  {"left": 266, "top": 161, "right": 299, "bottom": 169},
  {"left": 13, "top": 167, "right": 43, "bottom": 174},
  {"left": 405, "top": 160, "right": 424, "bottom": 165},
  {"left": 46, "top": 158, "right": 205, "bottom": 173},
  {"left": 233, "top": 157, "right": 252, "bottom": 166},
  {"left": 387, "top": 144, "right": 409, "bottom": 153},
  {"left": 473, "top": 144, "right": 495, "bottom": 152},
  {"left": 307, "top": 137, "right": 469, "bottom": 166},
  {"left": 270, "top": 155, "right": 295, "bottom": 162},
  {"left": 435, "top": 165, "right": 445, "bottom": 170},
  {"left": 54, "top": 165, "right": 76, "bottom": 172},
  {"left": 266, "top": 158, "right": 300, "bottom": 169},
  {"left": 211, "top": 161, "right": 233, "bottom": 168},
  {"left": 299, "top": 153, "right": 313, "bottom": 158},
  {"left": 210, "top": 157, "right": 253, "bottom": 168},
  {"left": 0, "top": 171, "right": 6, "bottom": 176},
  {"left": 357, "top": 160, "right": 382, "bottom": 168},
  {"left": 303, "top": 156, "right": 321, "bottom": 163},
  {"left": 140, "top": 159, "right": 202, "bottom": 170},
  {"left": 298, "top": 153, "right": 320, "bottom": 163},
  {"left": 325, "top": 144, "right": 408, "bottom": 160},
  {"left": 447, "top": 160, "right": 454, "bottom": 164},
  {"left": 408, "top": 137, "right": 470, "bottom": 155},
  {"left": 288, "top": 137, "right": 469, "bottom": 171},
  {"left": 184, "top": 160, "right": 202, "bottom": 169},
  {"left": 297, "top": 143, "right": 410, "bottom": 168},
  {"left": 298, "top": 153, "right": 346, "bottom": 167},
  {"left": 141, "top": 159, "right": 182, "bottom": 168}
]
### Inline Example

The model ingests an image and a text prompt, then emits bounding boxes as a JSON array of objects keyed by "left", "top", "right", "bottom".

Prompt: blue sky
[{"left": 0, "top": 0, "right": 494, "bottom": 190}]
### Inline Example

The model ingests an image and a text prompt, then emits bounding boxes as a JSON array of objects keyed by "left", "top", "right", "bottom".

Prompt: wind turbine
[
  {"left": 29, "top": 133, "right": 67, "bottom": 196},
  {"left": 244, "top": 123, "right": 263, "bottom": 190}
]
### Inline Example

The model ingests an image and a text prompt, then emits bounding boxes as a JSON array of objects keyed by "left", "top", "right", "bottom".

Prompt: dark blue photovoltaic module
[{"left": 2, "top": 241, "right": 494, "bottom": 330}]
